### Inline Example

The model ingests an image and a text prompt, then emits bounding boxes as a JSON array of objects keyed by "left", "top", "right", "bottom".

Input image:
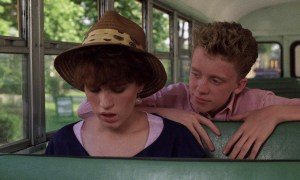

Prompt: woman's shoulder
[
  {"left": 50, "top": 121, "right": 81, "bottom": 141},
  {"left": 152, "top": 114, "right": 190, "bottom": 134},
  {"left": 46, "top": 120, "right": 86, "bottom": 156}
]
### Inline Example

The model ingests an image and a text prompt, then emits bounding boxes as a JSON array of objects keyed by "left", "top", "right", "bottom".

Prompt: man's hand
[
  {"left": 223, "top": 106, "right": 280, "bottom": 160},
  {"left": 136, "top": 107, "right": 221, "bottom": 151},
  {"left": 167, "top": 110, "right": 221, "bottom": 151}
]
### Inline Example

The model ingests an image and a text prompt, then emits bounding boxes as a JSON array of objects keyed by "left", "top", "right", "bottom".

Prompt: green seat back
[
  {"left": 1, "top": 155, "right": 300, "bottom": 180},
  {"left": 205, "top": 121, "right": 300, "bottom": 159}
]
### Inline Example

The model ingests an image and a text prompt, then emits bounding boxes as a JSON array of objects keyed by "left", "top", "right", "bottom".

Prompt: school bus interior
[{"left": 1, "top": 0, "right": 300, "bottom": 179}]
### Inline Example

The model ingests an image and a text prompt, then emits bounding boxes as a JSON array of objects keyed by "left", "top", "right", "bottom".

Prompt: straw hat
[{"left": 54, "top": 11, "right": 167, "bottom": 98}]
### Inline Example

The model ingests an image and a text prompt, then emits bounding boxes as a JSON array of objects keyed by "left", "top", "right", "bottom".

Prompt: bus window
[
  {"left": 153, "top": 8, "right": 170, "bottom": 53},
  {"left": 247, "top": 42, "right": 282, "bottom": 78},
  {"left": 43, "top": 0, "right": 98, "bottom": 132},
  {"left": 153, "top": 7, "right": 172, "bottom": 84},
  {"left": 295, "top": 45, "right": 300, "bottom": 77},
  {"left": 114, "top": 0, "right": 142, "bottom": 26},
  {"left": 0, "top": 0, "right": 19, "bottom": 37},
  {"left": 44, "top": 55, "right": 85, "bottom": 132},
  {"left": 0, "top": 53, "right": 26, "bottom": 146},
  {"left": 291, "top": 41, "right": 300, "bottom": 77},
  {"left": 178, "top": 18, "right": 191, "bottom": 83},
  {"left": 44, "top": 0, "right": 97, "bottom": 43},
  {"left": 160, "top": 58, "right": 173, "bottom": 85}
]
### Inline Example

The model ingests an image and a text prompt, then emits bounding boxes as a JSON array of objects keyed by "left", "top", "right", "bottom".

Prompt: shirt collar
[{"left": 211, "top": 93, "right": 237, "bottom": 120}]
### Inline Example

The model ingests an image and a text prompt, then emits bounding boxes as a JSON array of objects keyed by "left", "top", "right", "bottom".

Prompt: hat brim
[{"left": 54, "top": 43, "right": 167, "bottom": 98}]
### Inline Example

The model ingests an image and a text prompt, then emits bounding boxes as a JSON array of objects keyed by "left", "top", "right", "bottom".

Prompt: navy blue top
[{"left": 45, "top": 115, "right": 206, "bottom": 158}]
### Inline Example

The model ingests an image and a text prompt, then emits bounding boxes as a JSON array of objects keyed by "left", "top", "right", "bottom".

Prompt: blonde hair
[{"left": 192, "top": 22, "right": 258, "bottom": 78}]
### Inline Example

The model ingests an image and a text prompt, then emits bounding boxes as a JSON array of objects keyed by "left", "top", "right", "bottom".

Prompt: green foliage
[
  {"left": 0, "top": 103, "right": 22, "bottom": 144},
  {"left": 0, "top": 0, "right": 175, "bottom": 139},
  {"left": 0, "top": 116, "right": 14, "bottom": 144},
  {"left": 114, "top": 0, "right": 142, "bottom": 26},
  {"left": 0, "top": 0, "right": 18, "bottom": 36},
  {"left": 44, "top": 55, "right": 72, "bottom": 97},
  {"left": 1, "top": 0, "right": 171, "bottom": 96},
  {"left": 258, "top": 43, "right": 273, "bottom": 53},
  {"left": 0, "top": 54, "right": 22, "bottom": 94},
  {"left": 44, "top": 0, "right": 84, "bottom": 42},
  {"left": 43, "top": 0, "right": 98, "bottom": 97},
  {"left": 45, "top": 91, "right": 84, "bottom": 132},
  {"left": 153, "top": 9, "right": 170, "bottom": 52},
  {"left": 115, "top": 0, "right": 170, "bottom": 52}
]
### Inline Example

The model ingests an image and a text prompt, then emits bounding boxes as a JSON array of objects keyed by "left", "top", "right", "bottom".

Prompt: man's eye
[
  {"left": 211, "top": 78, "right": 222, "bottom": 85},
  {"left": 191, "top": 72, "right": 200, "bottom": 78}
]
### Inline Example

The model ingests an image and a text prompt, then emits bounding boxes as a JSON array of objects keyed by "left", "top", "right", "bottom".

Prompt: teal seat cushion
[
  {"left": 1, "top": 155, "right": 300, "bottom": 180},
  {"left": 205, "top": 121, "right": 300, "bottom": 159}
]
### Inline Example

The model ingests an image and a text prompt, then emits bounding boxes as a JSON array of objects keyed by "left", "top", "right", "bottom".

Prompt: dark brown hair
[{"left": 73, "top": 45, "right": 153, "bottom": 90}]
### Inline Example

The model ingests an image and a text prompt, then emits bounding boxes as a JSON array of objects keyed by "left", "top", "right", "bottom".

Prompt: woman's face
[{"left": 84, "top": 82, "right": 142, "bottom": 130}]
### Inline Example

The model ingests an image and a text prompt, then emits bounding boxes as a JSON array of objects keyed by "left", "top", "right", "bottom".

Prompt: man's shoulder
[
  {"left": 165, "top": 82, "right": 188, "bottom": 89},
  {"left": 160, "top": 82, "right": 189, "bottom": 95},
  {"left": 241, "top": 87, "right": 275, "bottom": 97},
  {"left": 233, "top": 87, "right": 277, "bottom": 110}
]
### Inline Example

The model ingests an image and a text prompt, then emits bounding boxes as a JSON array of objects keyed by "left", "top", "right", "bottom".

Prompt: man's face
[{"left": 189, "top": 47, "right": 246, "bottom": 115}]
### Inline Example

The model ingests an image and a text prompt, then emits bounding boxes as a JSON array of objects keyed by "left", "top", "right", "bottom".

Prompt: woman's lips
[{"left": 98, "top": 113, "right": 117, "bottom": 123}]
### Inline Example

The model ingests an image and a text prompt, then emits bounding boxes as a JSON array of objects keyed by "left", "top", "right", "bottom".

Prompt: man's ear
[{"left": 233, "top": 78, "right": 247, "bottom": 94}]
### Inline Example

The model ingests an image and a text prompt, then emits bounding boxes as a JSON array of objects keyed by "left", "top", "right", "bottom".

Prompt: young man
[
  {"left": 138, "top": 22, "right": 300, "bottom": 160},
  {"left": 77, "top": 22, "right": 300, "bottom": 159}
]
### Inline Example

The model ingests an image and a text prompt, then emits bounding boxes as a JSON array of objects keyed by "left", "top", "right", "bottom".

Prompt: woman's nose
[{"left": 98, "top": 91, "right": 114, "bottom": 109}]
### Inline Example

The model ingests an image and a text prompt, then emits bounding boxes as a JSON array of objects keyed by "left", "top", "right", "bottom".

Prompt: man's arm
[{"left": 223, "top": 105, "right": 300, "bottom": 160}]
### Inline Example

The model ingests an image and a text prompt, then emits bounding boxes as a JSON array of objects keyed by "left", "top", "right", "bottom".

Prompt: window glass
[
  {"left": 294, "top": 44, "right": 300, "bottom": 77},
  {"left": 247, "top": 43, "right": 281, "bottom": 78},
  {"left": 0, "top": 53, "right": 25, "bottom": 146},
  {"left": 0, "top": 0, "right": 19, "bottom": 37},
  {"left": 44, "top": 0, "right": 97, "bottom": 42},
  {"left": 153, "top": 8, "right": 170, "bottom": 53},
  {"left": 160, "top": 59, "right": 173, "bottom": 85},
  {"left": 45, "top": 55, "right": 85, "bottom": 132},
  {"left": 178, "top": 57, "right": 190, "bottom": 83},
  {"left": 178, "top": 18, "right": 190, "bottom": 83},
  {"left": 178, "top": 19, "right": 189, "bottom": 51},
  {"left": 114, "top": 0, "right": 142, "bottom": 26}
]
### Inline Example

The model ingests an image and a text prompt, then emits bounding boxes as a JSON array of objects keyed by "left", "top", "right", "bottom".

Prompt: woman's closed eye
[
  {"left": 111, "top": 85, "right": 126, "bottom": 93},
  {"left": 86, "top": 83, "right": 127, "bottom": 94},
  {"left": 88, "top": 87, "right": 101, "bottom": 93}
]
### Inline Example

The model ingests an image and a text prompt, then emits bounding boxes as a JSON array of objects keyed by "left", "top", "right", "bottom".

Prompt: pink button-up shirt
[{"left": 142, "top": 83, "right": 300, "bottom": 121}]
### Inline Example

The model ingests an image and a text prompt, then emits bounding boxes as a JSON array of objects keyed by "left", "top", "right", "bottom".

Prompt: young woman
[{"left": 45, "top": 11, "right": 206, "bottom": 158}]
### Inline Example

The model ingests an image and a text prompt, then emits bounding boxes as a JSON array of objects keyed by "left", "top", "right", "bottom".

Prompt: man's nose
[{"left": 196, "top": 79, "right": 209, "bottom": 94}]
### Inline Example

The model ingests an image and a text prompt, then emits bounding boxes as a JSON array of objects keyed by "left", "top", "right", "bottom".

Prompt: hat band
[{"left": 83, "top": 29, "right": 144, "bottom": 50}]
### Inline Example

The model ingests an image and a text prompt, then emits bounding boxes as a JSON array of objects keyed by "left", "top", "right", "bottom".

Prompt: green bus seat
[
  {"left": 0, "top": 155, "right": 300, "bottom": 180},
  {"left": 247, "top": 78, "right": 300, "bottom": 98},
  {"left": 205, "top": 121, "right": 300, "bottom": 159},
  {"left": 1, "top": 121, "right": 300, "bottom": 179}
]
